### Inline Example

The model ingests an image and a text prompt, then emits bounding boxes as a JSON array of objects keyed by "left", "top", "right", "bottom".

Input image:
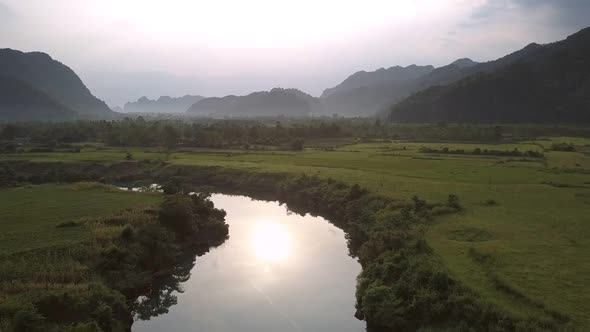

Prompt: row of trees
[
  {"left": 1, "top": 118, "right": 589, "bottom": 150},
  {"left": 0, "top": 118, "right": 343, "bottom": 149},
  {"left": 419, "top": 146, "right": 545, "bottom": 158}
]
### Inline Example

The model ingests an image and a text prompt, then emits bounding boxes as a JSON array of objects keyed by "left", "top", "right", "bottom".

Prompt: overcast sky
[{"left": 1, "top": 0, "right": 589, "bottom": 106}]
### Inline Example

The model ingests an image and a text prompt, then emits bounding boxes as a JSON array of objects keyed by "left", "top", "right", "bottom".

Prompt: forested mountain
[
  {"left": 0, "top": 76, "right": 76, "bottom": 121},
  {"left": 319, "top": 65, "right": 435, "bottom": 116},
  {"left": 387, "top": 27, "right": 590, "bottom": 123},
  {"left": 0, "top": 49, "right": 114, "bottom": 119},
  {"left": 321, "top": 65, "right": 434, "bottom": 98},
  {"left": 318, "top": 59, "right": 506, "bottom": 116},
  {"left": 187, "top": 88, "right": 317, "bottom": 117},
  {"left": 124, "top": 95, "right": 206, "bottom": 113},
  {"left": 321, "top": 41, "right": 561, "bottom": 117}
]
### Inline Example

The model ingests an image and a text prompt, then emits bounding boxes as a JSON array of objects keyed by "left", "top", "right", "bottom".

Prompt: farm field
[{"left": 1, "top": 137, "right": 590, "bottom": 328}]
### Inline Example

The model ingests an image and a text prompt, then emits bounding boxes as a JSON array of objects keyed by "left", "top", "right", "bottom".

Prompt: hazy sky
[{"left": 1, "top": 0, "right": 589, "bottom": 106}]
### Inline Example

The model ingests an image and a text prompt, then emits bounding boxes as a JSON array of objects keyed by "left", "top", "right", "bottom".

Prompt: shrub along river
[{"left": 132, "top": 194, "right": 365, "bottom": 332}]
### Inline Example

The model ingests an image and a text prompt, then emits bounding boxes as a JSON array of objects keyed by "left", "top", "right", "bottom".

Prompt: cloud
[
  {"left": 438, "top": 0, "right": 589, "bottom": 66},
  {"left": 514, "top": 0, "right": 590, "bottom": 29},
  {"left": 0, "top": 2, "right": 15, "bottom": 20},
  {"left": 465, "top": 0, "right": 590, "bottom": 31}
]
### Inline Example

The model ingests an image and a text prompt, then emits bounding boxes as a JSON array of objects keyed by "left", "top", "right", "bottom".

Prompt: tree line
[{"left": 1, "top": 118, "right": 589, "bottom": 151}]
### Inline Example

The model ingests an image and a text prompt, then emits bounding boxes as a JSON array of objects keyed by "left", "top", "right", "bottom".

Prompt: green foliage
[
  {"left": 12, "top": 308, "right": 45, "bottom": 332},
  {"left": 289, "top": 138, "right": 305, "bottom": 151},
  {"left": 33, "top": 285, "right": 128, "bottom": 331},
  {"left": 0, "top": 181, "right": 229, "bottom": 331},
  {"left": 158, "top": 193, "right": 198, "bottom": 235},
  {"left": 551, "top": 142, "right": 576, "bottom": 152},
  {"left": 0, "top": 183, "right": 160, "bottom": 255},
  {"left": 1, "top": 133, "right": 589, "bottom": 330},
  {"left": 447, "top": 194, "right": 461, "bottom": 210},
  {"left": 420, "top": 146, "right": 544, "bottom": 158},
  {"left": 63, "top": 322, "right": 102, "bottom": 332}
]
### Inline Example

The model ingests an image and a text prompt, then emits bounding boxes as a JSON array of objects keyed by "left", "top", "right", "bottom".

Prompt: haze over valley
[{"left": 2, "top": 26, "right": 590, "bottom": 121}]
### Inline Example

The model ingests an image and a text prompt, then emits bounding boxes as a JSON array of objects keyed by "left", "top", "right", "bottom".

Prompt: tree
[
  {"left": 447, "top": 194, "right": 461, "bottom": 210},
  {"left": 163, "top": 125, "right": 180, "bottom": 149},
  {"left": 412, "top": 195, "right": 426, "bottom": 212},
  {"left": 289, "top": 138, "right": 304, "bottom": 151},
  {"left": 158, "top": 194, "right": 197, "bottom": 236}
]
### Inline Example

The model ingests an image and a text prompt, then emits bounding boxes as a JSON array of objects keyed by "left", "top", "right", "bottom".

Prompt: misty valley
[{"left": 1, "top": 3, "right": 590, "bottom": 332}]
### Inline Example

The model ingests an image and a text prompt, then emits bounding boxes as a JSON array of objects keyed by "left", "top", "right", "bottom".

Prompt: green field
[
  {"left": 2, "top": 137, "right": 590, "bottom": 328},
  {"left": 0, "top": 183, "right": 160, "bottom": 255}
]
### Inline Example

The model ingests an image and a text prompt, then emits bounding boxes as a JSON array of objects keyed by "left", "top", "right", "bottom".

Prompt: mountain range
[
  {"left": 124, "top": 95, "right": 206, "bottom": 114},
  {"left": 187, "top": 88, "right": 317, "bottom": 117},
  {"left": 1, "top": 27, "right": 589, "bottom": 123},
  {"left": 387, "top": 27, "right": 590, "bottom": 123},
  {"left": 0, "top": 49, "right": 114, "bottom": 121}
]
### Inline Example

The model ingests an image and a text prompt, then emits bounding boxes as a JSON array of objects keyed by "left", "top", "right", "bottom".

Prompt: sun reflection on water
[{"left": 251, "top": 222, "right": 291, "bottom": 265}]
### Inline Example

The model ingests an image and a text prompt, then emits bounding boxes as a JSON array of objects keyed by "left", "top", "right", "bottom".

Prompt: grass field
[
  {"left": 2, "top": 137, "right": 590, "bottom": 328},
  {"left": 0, "top": 183, "right": 160, "bottom": 255}
]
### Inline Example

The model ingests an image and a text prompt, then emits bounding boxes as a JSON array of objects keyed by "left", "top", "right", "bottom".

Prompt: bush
[
  {"left": 56, "top": 221, "right": 82, "bottom": 228},
  {"left": 485, "top": 199, "right": 498, "bottom": 206},
  {"left": 158, "top": 193, "right": 198, "bottom": 236},
  {"left": 431, "top": 205, "right": 457, "bottom": 216},
  {"left": 12, "top": 308, "right": 45, "bottom": 332},
  {"left": 120, "top": 224, "right": 134, "bottom": 241},
  {"left": 551, "top": 142, "right": 575, "bottom": 152},
  {"left": 33, "top": 285, "right": 128, "bottom": 332},
  {"left": 447, "top": 194, "right": 462, "bottom": 210},
  {"left": 289, "top": 138, "right": 304, "bottom": 151},
  {"left": 63, "top": 322, "right": 102, "bottom": 332}
]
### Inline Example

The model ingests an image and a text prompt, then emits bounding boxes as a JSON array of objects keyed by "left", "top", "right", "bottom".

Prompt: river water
[{"left": 133, "top": 194, "right": 365, "bottom": 332}]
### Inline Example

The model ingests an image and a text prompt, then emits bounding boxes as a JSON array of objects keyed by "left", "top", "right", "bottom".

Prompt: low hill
[
  {"left": 187, "top": 88, "right": 317, "bottom": 117},
  {"left": 123, "top": 95, "right": 206, "bottom": 113},
  {"left": 0, "top": 49, "right": 114, "bottom": 119},
  {"left": 0, "top": 76, "right": 76, "bottom": 121},
  {"left": 388, "top": 27, "right": 590, "bottom": 123}
]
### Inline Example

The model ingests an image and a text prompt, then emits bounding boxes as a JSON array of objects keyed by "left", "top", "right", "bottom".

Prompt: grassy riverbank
[{"left": 0, "top": 183, "right": 228, "bottom": 331}]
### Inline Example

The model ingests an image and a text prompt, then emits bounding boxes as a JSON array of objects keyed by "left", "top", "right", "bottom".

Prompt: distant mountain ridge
[
  {"left": 187, "top": 88, "right": 316, "bottom": 117},
  {"left": 0, "top": 49, "right": 114, "bottom": 119},
  {"left": 318, "top": 60, "right": 491, "bottom": 116},
  {"left": 319, "top": 40, "right": 565, "bottom": 117},
  {"left": 321, "top": 65, "right": 435, "bottom": 98},
  {"left": 124, "top": 95, "right": 206, "bottom": 113},
  {"left": 387, "top": 27, "right": 590, "bottom": 123},
  {"left": 451, "top": 58, "right": 478, "bottom": 68}
]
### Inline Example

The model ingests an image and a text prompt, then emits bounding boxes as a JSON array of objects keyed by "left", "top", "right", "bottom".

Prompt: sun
[{"left": 251, "top": 222, "right": 291, "bottom": 264}]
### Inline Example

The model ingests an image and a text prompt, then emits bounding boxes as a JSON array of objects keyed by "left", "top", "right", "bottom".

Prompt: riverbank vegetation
[{"left": 0, "top": 183, "right": 228, "bottom": 331}]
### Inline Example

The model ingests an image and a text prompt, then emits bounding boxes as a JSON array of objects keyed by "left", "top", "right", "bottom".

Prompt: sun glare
[{"left": 251, "top": 222, "right": 291, "bottom": 264}]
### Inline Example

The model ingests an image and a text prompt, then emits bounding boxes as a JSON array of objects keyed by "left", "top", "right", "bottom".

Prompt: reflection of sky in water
[{"left": 133, "top": 194, "right": 364, "bottom": 332}]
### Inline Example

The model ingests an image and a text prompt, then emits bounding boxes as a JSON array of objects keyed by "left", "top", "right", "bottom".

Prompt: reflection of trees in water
[
  {"left": 133, "top": 251, "right": 193, "bottom": 321},
  {"left": 133, "top": 242, "right": 225, "bottom": 321}
]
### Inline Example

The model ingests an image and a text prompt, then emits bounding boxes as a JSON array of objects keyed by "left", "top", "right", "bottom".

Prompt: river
[{"left": 133, "top": 193, "right": 365, "bottom": 332}]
